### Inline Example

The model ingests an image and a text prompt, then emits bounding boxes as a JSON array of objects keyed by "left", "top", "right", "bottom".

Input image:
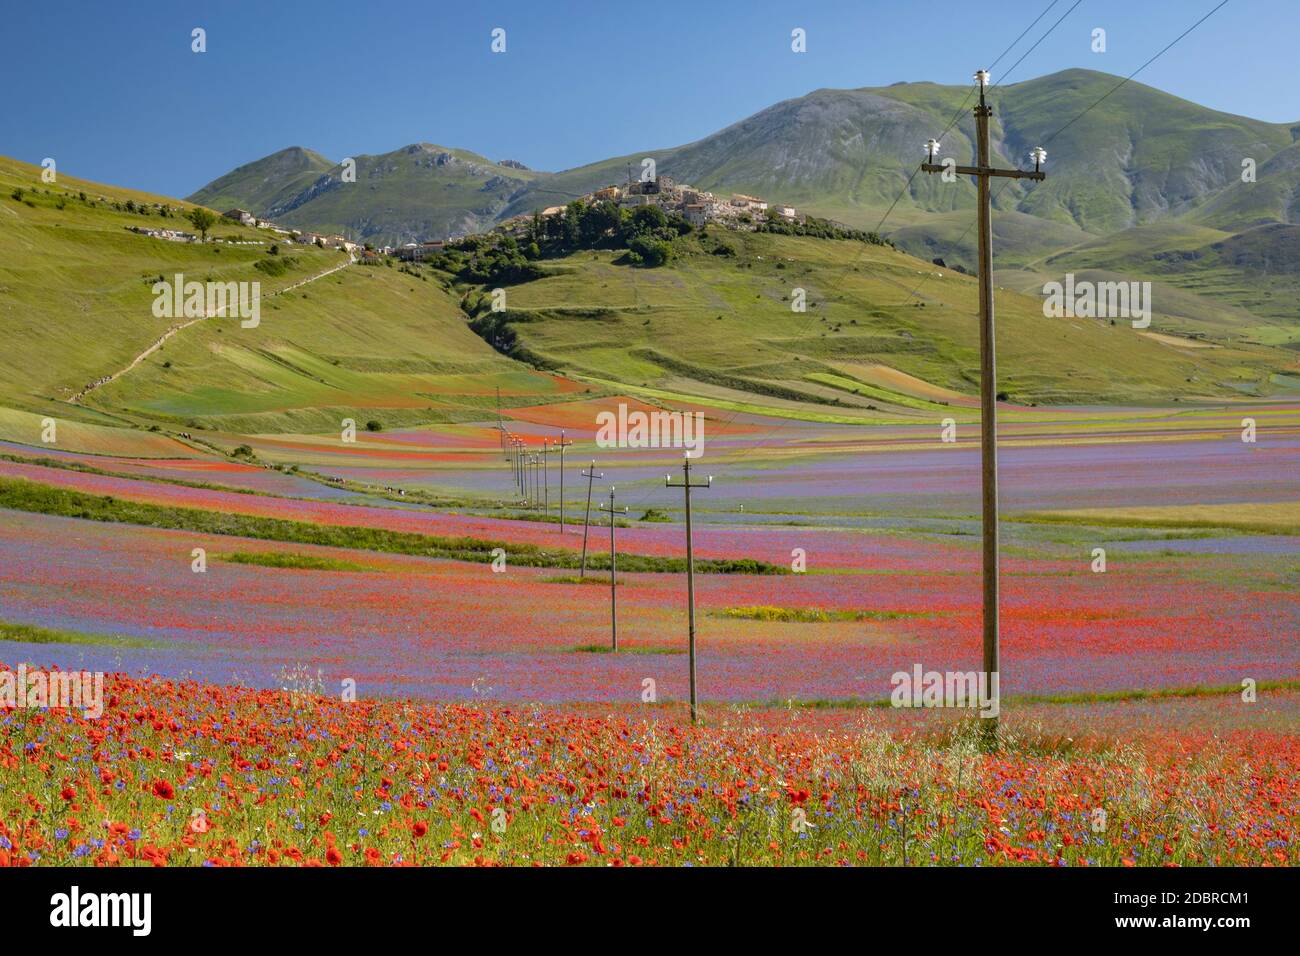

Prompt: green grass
[
  {"left": 757, "top": 678, "right": 1300, "bottom": 710},
  {"left": 717, "top": 605, "right": 932, "bottom": 623},
  {"left": 1017, "top": 502, "right": 1300, "bottom": 536},
  {"left": 541, "top": 574, "right": 626, "bottom": 585},
  {"left": 0, "top": 620, "right": 158, "bottom": 649},
  {"left": 213, "top": 551, "right": 373, "bottom": 572},
  {"left": 476, "top": 233, "right": 1294, "bottom": 410},
  {"left": 0, "top": 475, "right": 785, "bottom": 575},
  {"left": 571, "top": 643, "right": 685, "bottom": 655},
  {"left": 0, "top": 155, "right": 568, "bottom": 439}
]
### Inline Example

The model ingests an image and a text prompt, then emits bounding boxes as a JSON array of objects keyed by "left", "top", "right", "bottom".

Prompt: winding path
[{"left": 70, "top": 253, "right": 354, "bottom": 404}]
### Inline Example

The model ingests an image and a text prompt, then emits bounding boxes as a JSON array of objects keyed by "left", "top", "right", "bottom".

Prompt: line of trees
[{"left": 431, "top": 200, "right": 693, "bottom": 284}]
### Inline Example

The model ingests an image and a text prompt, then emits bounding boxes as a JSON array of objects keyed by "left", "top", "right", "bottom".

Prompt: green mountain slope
[
  {"left": 191, "top": 72, "right": 1299, "bottom": 340},
  {"left": 186, "top": 146, "right": 334, "bottom": 216},
  {"left": 460, "top": 230, "right": 1294, "bottom": 410},
  {"left": 190, "top": 143, "right": 541, "bottom": 246}
]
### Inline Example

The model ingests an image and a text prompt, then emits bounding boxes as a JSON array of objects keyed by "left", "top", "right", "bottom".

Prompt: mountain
[
  {"left": 186, "top": 69, "right": 1299, "bottom": 348},
  {"left": 193, "top": 71, "right": 1299, "bottom": 249},
  {"left": 187, "top": 146, "right": 334, "bottom": 217},
  {"left": 190, "top": 144, "right": 541, "bottom": 245}
]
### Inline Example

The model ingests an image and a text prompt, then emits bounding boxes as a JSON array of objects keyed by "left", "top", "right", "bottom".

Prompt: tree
[
  {"left": 628, "top": 235, "right": 672, "bottom": 267},
  {"left": 187, "top": 207, "right": 216, "bottom": 242},
  {"left": 627, "top": 204, "right": 667, "bottom": 236}
]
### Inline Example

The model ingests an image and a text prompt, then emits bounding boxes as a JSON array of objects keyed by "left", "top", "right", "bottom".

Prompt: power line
[
  {"left": 989, "top": 0, "right": 1084, "bottom": 91},
  {"left": 1041, "top": 0, "right": 1230, "bottom": 146},
  {"left": 658, "top": 0, "right": 1080, "bottom": 497},
  {"left": 895, "top": 0, "right": 1227, "bottom": 311}
]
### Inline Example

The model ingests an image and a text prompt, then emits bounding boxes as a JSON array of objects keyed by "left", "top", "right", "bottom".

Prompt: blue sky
[{"left": 4, "top": 0, "right": 1295, "bottom": 199}]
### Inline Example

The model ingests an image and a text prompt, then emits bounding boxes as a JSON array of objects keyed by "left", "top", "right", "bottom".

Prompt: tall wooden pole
[
  {"left": 921, "top": 70, "right": 1046, "bottom": 749},
  {"left": 667, "top": 456, "right": 712, "bottom": 724},
  {"left": 579, "top": 462, "right": 602, "bottom": 579},
  {"left": 974, "top": 82, "right": 1000, "bottom": 750},
  {"left": 598, "top": 488, "right": 626, "bottom": 652},
  {"left": 554, "top": 431, "right": 573, "bottom": 533},
  {"left": 541, "top": 439, "right": 549, "bottom": 517}
]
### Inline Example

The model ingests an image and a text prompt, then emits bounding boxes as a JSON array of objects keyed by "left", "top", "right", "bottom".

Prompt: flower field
[
  {"left": 0, "top": 404, "right": 1295, "bottom": 867},
  {"left": 1, "top": 671, "right": 1295, "bottom": 867}
]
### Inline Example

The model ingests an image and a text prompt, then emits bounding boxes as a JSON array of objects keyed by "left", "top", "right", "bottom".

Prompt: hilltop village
[
  {"left": 121, "top": 176, "right": 829, "bottom": 268},
  {"left": 508, "top": 176, "right": 800, "bottom": 233}
]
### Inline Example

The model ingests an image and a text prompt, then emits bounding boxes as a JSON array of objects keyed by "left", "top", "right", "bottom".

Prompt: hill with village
[{"left": 1, "top": 148, "right": 1296, "bottom": 461}]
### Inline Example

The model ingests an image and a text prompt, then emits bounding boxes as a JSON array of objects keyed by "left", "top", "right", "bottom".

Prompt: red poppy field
[{"left": 2, "top": 672, "right": 1296, "bottom": 867}]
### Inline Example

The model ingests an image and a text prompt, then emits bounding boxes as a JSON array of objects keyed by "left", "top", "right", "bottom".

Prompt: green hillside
[
  {"left": 189, "top": 70, "right": 1299, "bottom": 345},
  {"left": 453, "top": 229, "right": 1293, "bottom": 410},
  {"left": 2, "top": 155, "right": 1293, "bottom": 459},
  {"left": 0, "top": 155, "right": 564, "bottom": 444}
]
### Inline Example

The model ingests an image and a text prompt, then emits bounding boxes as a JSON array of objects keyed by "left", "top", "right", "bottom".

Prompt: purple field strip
[{"left": 1, "top": 508, "right": 1293, "bottom": 704}]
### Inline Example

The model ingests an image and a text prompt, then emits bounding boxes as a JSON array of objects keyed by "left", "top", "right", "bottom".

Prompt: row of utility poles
[
  {"left": 491, "top": 71, "right": 1025, "bottom": 736},
  {"left": 501, "top": 426, "right": 573, "bottom": 519},
  {"left": 498, "top": 416, "right": 714, "bottom": 722}
]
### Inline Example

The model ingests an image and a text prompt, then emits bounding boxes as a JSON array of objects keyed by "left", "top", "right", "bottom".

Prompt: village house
[
  {"left": 223, "top": 207, "right": 256, "bottom": 226},
  {"left": 731, "top": 194, "right": 768, "bottom": 214},
  {"left": 127, "top": 225, "right": 197, "bottom": 243},
  {"left": 521, "top": 176, "right": 798, "bottom": 232}
]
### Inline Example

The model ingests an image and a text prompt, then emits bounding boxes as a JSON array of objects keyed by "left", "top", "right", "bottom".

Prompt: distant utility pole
[
  {"left": 532, "top": 453, "right": 542, "bottom": 511},
  {"left": 553, "top": 431, "right": 573, "bottom": 533},
  {"left": 514, "top": 438, "right": 525, "bottom": 498},
  {"left": 598, "top": 487, "right": 628, "bottom": 651},
  {"left": 496, "top": 386, "right": 504, "bottom": 455},
  {"left": 513, "top": 438, "right": 525, "bottom": 499},
  {"left": 541, "top": 439, "right": 550, "bottom": 517},
  {"left": 579, "top": 461, "right": 603, "bottom": 579},
  {"left": 666, "top": 455, "right": 712, "bottom": 724},
  {"left": 922, "top": 69, "right": 1046, "bottom": 750}
]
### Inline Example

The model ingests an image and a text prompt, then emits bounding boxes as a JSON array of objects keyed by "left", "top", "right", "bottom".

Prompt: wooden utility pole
[
  {"left": 598, "top": 487, "right": 628, "bottom": 651},
  {"left": 666, "top": 456, "right": 712, "bottom": 724},
  {"left": 553, "top": 431, "right": 573, "bottom": 533},
  {"left": 496, "top": 386, "right": 504, "bottom": 455},
  {"left": 921, "top": 69, "right": 1046, "bottom": 749},
  {"left": 541, "top": 439, "right": 550, "bottom": 517},
  {"left": 513, "top": 438, "right": 525, "bottom": 499},
  {"left": 579, "top": 461, "right": 602, "bottom": 579},
  {"left": 513, "top": 438, "right": 524, "bottom": 498}
]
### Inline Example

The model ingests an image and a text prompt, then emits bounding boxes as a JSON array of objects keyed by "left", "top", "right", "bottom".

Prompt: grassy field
[
  {"left": 0, "top": 474, "right": 782, "bottom": 574},
  {"left": 1023, "top": 501, "right": 1300, "bottom": 536},
  {"left": 478, "top": 231, "right": 1294, "bottom": 411}
]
